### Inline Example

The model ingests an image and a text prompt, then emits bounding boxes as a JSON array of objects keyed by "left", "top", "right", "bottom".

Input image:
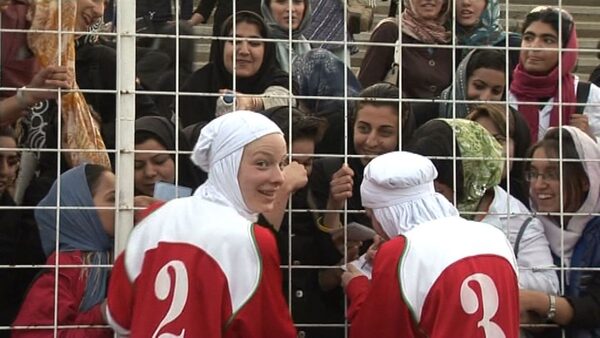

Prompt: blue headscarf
[
  {"left": 292, "top": 48, "right": 361, "bottom": 114},
  {"left": 36, "top": 164, "right": 113, "bottom": 312},
  {"left": 457, "top": 0, "right": 506, "bottom": 48}
]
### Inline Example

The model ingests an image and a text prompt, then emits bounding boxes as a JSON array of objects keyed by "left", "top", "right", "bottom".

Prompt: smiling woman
[
  {"left": 177, "top": 11, "right": 294, "bottom": 127},
  {"left": 509, "top": 7, "right": 600, "bottom": 143}
]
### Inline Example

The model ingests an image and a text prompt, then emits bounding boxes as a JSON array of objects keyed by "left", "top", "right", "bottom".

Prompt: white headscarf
[
  {"left": 538, "top": 126, "right": 600, "bottom": 264},
  {"left": 361, "top": 151, "right": 459, "bottom": 238},
  {"left": 191, "top": 111, "right": 283, "bottom": 222}
]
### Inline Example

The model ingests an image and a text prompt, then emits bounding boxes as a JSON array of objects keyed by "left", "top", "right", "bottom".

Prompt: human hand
[
  {"left": 26, "top": 66, "right": 73, "bottom": 104},
  {"left": 341, "top": 263, "right": 365, "bottom": 289},
  {"left": 282, "top": 161, "right": 308, "bottom": 193},
  {"left": 366, "top": 235, "right": 383, "bottom": 264},
  {"left": 327, "top": 164, "right": 354, "bottom": 210},
  {"left": 331, "top": 230, "right": 361, "bottom": 259},
  {"left": 569, "top": 114, "right": 594, "bottom": 139},
  {"left": 188, "top": 13, "right": 205, "bottom": 26}
]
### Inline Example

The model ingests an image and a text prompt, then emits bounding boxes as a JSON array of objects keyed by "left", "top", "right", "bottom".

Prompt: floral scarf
[
  {"left": 27, "top": 0, "right": 111, "bottom": 169},
  {"left": 442, "top": 119, "right": 503, "bottom": 219},
  {"left": 456, "top": 0, "right": 506, "bottom": 48},
  {"left": 401, "top": 0, "right": 450, "bottom": 44}
]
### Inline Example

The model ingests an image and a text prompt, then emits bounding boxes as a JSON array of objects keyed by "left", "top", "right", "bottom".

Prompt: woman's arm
[{"left": 0, "top": 66, "right": 72, "bottom": 126}]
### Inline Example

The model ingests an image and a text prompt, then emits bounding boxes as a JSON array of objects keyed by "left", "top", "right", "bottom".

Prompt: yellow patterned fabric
[{"left": 27, "top": 0, "right": 111, "bottom": 169}]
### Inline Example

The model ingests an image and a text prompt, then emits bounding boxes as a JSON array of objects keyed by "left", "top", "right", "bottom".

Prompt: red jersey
[
  {"left": 347, "top": 216, "right": 520, "bottom": 338},
  {"left": 106, "top": 197, "right": 296, "bottom": 338}
]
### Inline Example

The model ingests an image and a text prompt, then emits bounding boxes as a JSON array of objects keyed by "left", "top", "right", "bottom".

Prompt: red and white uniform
[
  {"left": 106, "top": 196, "right": 296, "bottom": 338},
  {"left": 347, "top": 216, "right": 520, "bottom": 338}
]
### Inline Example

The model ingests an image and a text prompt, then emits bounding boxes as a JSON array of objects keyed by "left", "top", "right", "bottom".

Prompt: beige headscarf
[
  {"left": 401, "top": 0, "right": 451, "bottom": 44},
  {"left": 27, "top": 0, "right": 111, "bottom": 169}
]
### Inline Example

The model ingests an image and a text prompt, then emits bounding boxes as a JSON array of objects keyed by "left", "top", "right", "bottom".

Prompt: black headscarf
[
  {"left": 135, "top": 116, "right": 206, "bottom": 191},
  {"left": 177, "top": 11, "right": 293, "bottom": 127}
]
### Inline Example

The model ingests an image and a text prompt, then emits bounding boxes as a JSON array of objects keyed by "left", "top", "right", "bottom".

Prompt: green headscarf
[{"left": 441, "top": 119, "right": 503, "bottom": 219}]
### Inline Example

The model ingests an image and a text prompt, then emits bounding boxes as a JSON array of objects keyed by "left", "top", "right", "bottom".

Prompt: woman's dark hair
[
  {"left": 526, "top": 128, "right": 588, "bottom": 213},
  {"left": 521, "top": 7, "right": 573, "bottom": 47},
  {"left": 85, "top": 164, "right": 110, "bottom": 196},
  {"left": 263, "top": 106, "right": 328, "bottom": 144},
  {"left": 467, "top": 104, "right": 532, "bottom": 204},
  {"left": 406, "top": 120, "right": 465, "bottom": 200},
  {"left": 466, "top": 49, "right": 507, "bottom": 81},
  {"left": 354, "top": 83, "right": 415, "bottom": 148}
]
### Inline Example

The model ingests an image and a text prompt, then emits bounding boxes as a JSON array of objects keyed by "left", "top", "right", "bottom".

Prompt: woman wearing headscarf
[
  {"left": 261, "top": 0, "right": 312, "bottom": 72},
  {"left": 454, "top": 0, "right": 521, "bottom": 70},
  {"left": 407, "top": 119, "right": 558, "bottom": 294},
  {"left": 106, "top": 111, "right": 296, "bottom": 337},
  {"left": 342, "top": 151, "right": 519, "bottom": 338},
  {"left": 177, "top": 11, "right": 294, "bottom": 127},
  {"left": 437, "top": 48, "right": 507, "bottom": 119},
  {"left": 0, "top": 126, "right": 44, "bottom": 334},
  {"left": 358, "top": 0, "right": 453, "bottom": 99},
  {"left": 12, "top": 164, "right": 115, "bottom": 338},
  {"left": 509, "top": 7, "right": 600, "bottom": 143},
  {"left": 26, "top": 0, "right": 110, "bottom": 168},
  {"left": 520, "top": 127, "right": 600, "bottom": 338},
  {"left": 292, "top": 48, "right": 362, "bottom": 154},
  {"left": 134, "top": 116, "right": 205, "bottom": 197}
]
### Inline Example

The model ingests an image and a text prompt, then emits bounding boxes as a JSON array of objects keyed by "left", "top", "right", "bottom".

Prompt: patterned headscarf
[
  {"left": 401, "top": 0, "right": 450, "bottom": 44},
  {"left": 456, "top": 0, "right": 506, "bottom": 47},
  {"left": 442, "top": 119, "right": 503, "bottom": 219},
  {"left": 27, "top": 0, "right": 111, "bottom": 169},
  {"left": 439, "top": 49, "right": 475, "bottom": 118}
]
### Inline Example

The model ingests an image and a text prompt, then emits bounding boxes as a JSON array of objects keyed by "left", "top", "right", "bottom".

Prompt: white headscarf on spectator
[
  {"left": 190, "top": 111, "right": 283, "bottom": 222},
  {"left": 361, "top": 151, "right": 459, "bottom": 238}
]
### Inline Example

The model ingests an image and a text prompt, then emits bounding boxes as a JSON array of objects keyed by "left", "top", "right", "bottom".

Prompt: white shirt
[
  {"left": 508, "top": 76, "right": 600, "bottom": 143},
  {"left": 481, "top": 186, "right": 559, "bottom": 293}
]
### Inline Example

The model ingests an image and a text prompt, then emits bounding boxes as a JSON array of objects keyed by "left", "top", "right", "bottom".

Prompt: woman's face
[
  {"left": 76, "top": 0, "right": 105, "bottom": 33},
  {"left": 223, "top": 22, "right": 265, "bottom": 78},
  {"left": 93, "top": 171, "right": 116, "bottom": 237},
  {"left": 521, "top": 21, "right": 560, "bottom": 75},
  {"left": 353, "top": 104, "right": 399, "bottom": 165},
  {"left": 528, "top": 147, "right": 580, "bottom": 213},
  {"left": 412, "top": 0, "right": 445, "bottom": 21},
  {"left": 270, "top": 0, "right": 306, "bottom": 30},
  {"left": 474, "top": 116, "right": 515, "bottom": 176},
  {"left": 466, "top": 67, "right": 505, "bottom": 102},
  {"left": 434, "top": 180, "right": 454, "bottom": 203},
  {"left": 456, "top": 0, "right": 487, "bottom": 28},
  {"left": 135, "top": 138, "right": 176, "bottom": 196},
  {"left": 0, "top": 136, "right": 19, "bottom": 195},
  {"left": 238, "top": 133, "right": 287, "bottom": 214}
]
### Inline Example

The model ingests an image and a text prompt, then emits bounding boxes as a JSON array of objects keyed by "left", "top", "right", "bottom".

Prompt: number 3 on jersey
[
  {"left": 460, "top": 273, "right": 506, "bottom": 338},
  {"left": 152, "top": 260, "right": 189, "bottom": 338}
]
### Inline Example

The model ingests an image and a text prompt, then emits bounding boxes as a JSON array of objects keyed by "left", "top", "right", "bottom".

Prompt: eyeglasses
[{"left": 525, "top": 170, "right": 560, "bottom": 182}]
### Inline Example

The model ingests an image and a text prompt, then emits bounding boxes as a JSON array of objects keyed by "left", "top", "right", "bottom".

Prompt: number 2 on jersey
[{"left": 152, "top": 260, "right": 189, "bottom": 338}]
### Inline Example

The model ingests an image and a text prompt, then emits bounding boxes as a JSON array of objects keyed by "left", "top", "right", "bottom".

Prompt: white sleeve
[
  {"left": 514, "top": 218, "right": 560, "bottom": 294},
  {"left": 261, "top": 85, "right": 296, "bottom": 110},
  {"left": 582, "top": 82, "right": 600, "bottom": 143}
]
